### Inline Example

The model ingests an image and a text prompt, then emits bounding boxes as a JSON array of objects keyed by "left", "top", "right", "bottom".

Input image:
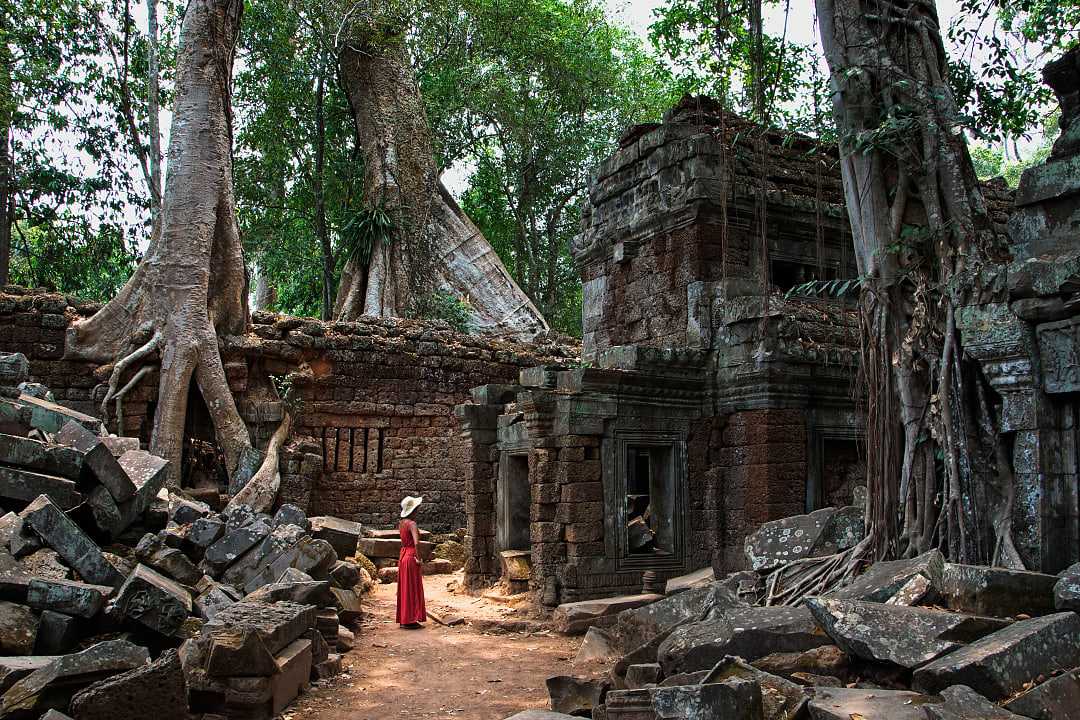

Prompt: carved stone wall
[{"left": 0, "top": 288, "right": 578, "bottom": 533}]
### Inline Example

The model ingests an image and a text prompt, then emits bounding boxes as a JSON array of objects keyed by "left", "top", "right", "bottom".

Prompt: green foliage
[
  {"left": 234, "top": 0, "right": 362, "bottom": 319},
  {"left": 949, "top": 0, "right": 1080, "bottom": 142},
  {"left": 8, "top": 221, "right": 137, "bottom": 301},
  {"left": 412, "top": 290, "right": 474, "bottom": 333},
  {"left": 340, "top": 204, "right": 393, "bottom": 265},
  {"left": 648, "top": 0, "right": 828, "bottom": 133},
  {"left": 2, "top": 0, "right": 178, "bottom": 296},
  {"left": 417, "top": 0, "right": 675, "bottom": 337}
]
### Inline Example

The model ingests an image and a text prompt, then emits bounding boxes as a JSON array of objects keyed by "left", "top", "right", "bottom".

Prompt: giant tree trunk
[
  {"left": 816, "top": 0, "right": 1016, "bottom": 564},
  {"left": 67, "top": 0, "right": 263, "bottom": 488},
  {"left": 0, "top": 16, "right": 12, "bottom": 288},
  {"left": 334, "top": 13, "right": 549, "bottom": 339}
]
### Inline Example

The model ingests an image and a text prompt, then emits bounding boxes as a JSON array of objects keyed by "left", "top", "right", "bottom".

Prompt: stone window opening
[{"left": 625, "top": 445, "right": 676, "bottom": 557}]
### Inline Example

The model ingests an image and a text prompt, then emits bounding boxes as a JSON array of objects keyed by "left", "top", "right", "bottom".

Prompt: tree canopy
[{"left": 1, "top": 0, "right": 1076, "bottom": 333}]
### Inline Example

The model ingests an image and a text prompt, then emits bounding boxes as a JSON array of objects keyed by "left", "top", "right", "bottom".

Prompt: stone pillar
[
  {"left": 454, "top": 401, "right": 501, "bottom": 588},
  {"left": 717, "top": 408, "right": 807, "bottom": 571}
]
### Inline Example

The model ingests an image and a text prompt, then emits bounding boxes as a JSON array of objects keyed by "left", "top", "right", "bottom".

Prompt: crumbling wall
[{"left": 0, "top": 288, "right": 578, "bottom": 533}]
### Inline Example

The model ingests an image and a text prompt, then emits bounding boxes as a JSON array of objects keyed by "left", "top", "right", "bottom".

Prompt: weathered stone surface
[
  {"left": 203, "top": 601, "right": 316, "bottom": 656},
  {"left": 807, "top": 597, "right": 1010, "bottom": 669},
  {"left": 245, "top": 579, "right": 332, "bottom": 607},
  {"left": 194, "top": 581, "right": 239, "bottom": 621},
  {"left": 0, "top": 639, "right": 149, "bottom": 717},
  {"left": 1003, "top": 667, "right": 1080, "bottom": 720},
  {"left": 0, "top": 657, "right": 51, "bottom": 694},
  {"left": 912, "top": 612, "right": 1080, "bottom": 699},
  {"left": 273, "top": 504, "right": 309, "bottom": 530},
  {"left": 207, "top": 629, "right": 278, "bottom": 677},
  {"left": 330, "top": 587, "right": 362, "bottom": 624},
  {"left": 100, "top": 436, "right": 139, "bottom": 458},
  {"left": 664, "top": 567, "right": 713, "bottom": 595},
  {"left": 113, "top": 564, "right": 192, "bottom": 636},
  {"left": 887, "top": 574, "right": 935, "bottom": 607},
  {"left": 312, "top": 653, "right": 341, "bottom": 680},
  {"left": 336, "top": 625, "right": 354, "bottom": 652},
  {"left": 8, "top": 517, "right": 41, "bottom": 559},
  {"left": 625, "top": 663, "right": 662, "bottom": 689},
  {"left": 0, "top": 434, "right": 83, "bottom": 479},
  {"left": 204, "top": 519, "right": 271, "bottom": 572},
  {"left": 805, "top": 687, "right": 933, "bottom": 720},
  {"left": 815, "top": 505, "right": 865, "bottom": 556},
  {"left": 0, "top": 353, "right": 29, "bottom": 387},
  {"left": 310, "top": 516, "right": 362, "bottom": 558},
  {"left": 705, "top": 656, "right": 807, "bottom": 720},
  {"left": 26, "top": 578, "right": 111, "bottom": 618},
  {"left": 0, "top": 602, "right": 38, "bottom": 654},
  {"left": 171, "top": 497, "right": 211, "bottom": 526},
  {"left": 605, "top": 677, "right": 764, "bottom": 720},
  {"left": 924, "top": 684, "right": 1027, "bottom": 720},
  {"left": 574, "top": 626, "right": 618, "bottom": 664},
  {"left": 553, "top": 594, "right": 664, "bottom": 635},
  {"left": 0, "top": 466, "right": 82, "bottom": 510},
  {"left": 745, "top": 507, "right": 837, "bottom": 571},
  {"left": 69, "top": 648, "right": 187, "bottom": 720},
  {"left": 940, "top": 564, "right": 1058, "bottom": 617},
  {"left": 189, "top": 516, "right": 225, "bottom": 549},
  {"left": 659, "top": 605, "right": 831, "bottom": 675},
  {"left": 222, "top": 523, "right": 306, "bottom": 589},
  {"left": 546, "top": 676, "right": 607, "bottom": 715},
  {"left": 500, "top": 550, "right": 531, "bottom": 581},
  {"left": 329, "top": 560, "right": 361, "bottom": 589},
  {"left": 113, "top": 450, "right": 168, "bottom": 524},
  {"left": 21, "top": 494, "right": 121, "bottom": 587},
  {"left": 752, "top": 645, "right": 849, "bottom": 683},
  {"left": 83, "top": 485, "right": 124, "bottom": 538},
  {"left": 0, "top": 393, "right": 104, "bottom": 437},
  {"left": 33, "top": 611, "right": 79, "bottom": 655},
  {"left": 830, "top": 550, "right": 946, "bottom": 603},
  {"left": 1055, "top": 562, "right": 1080, "bottom": 612},
  {"left": 17, "top": 548, "right": 68, "bottom": 580},
  {"left": 265, "top": 637, "right": 312, "bottom": 716},
  {"left": 56, "top": 421, "right": 137, "bottom": 503},
  {"left": 502, "top": 712, "right": 580, "bottom": 720},
  {"left": 614, "top": 583, "right": 744, "bottom": 653},
  {"left": 135, "top": 533, "right": 202, "bottom": 586}
]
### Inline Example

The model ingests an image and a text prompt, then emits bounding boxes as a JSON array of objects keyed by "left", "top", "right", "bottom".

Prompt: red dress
[{"left": 396, "top": 519, "right": 426, "bottom": 625}]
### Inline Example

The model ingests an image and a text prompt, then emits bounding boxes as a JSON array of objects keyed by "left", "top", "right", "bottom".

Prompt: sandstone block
[
  {"left": 26, "top": 578, "right": 111, "bottom": 618},
  {"left": 0, "top": 602, "right": 38, "bottom": 654},
  {"left": 56, "top": 421, "right": 136, "bottom": 502},
  {"left": 113, "top": 564, "right": 193, "bottom": 636},
  {"left": 552, "top": 594, "right": 663, "bottom": 635},
  {"left": 0, "top": 466, "right": 82, "bottom": 510},
  {"left": 20, "top": 495, "right": 120, "bottom": 587},
  {"left": 69, "top": 648, "right": 187, "bottom": 720}
]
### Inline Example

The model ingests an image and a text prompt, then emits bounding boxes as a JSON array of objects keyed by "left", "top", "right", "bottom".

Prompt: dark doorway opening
[{"left": 497, "top": 454, "right": 531, "bottom": 552}]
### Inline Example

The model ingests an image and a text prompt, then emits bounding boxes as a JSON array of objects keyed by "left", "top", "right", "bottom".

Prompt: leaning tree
[
  {"left": 66, "top": 0, "right": 280, "bottom": 490},
  {"left": 815, "top": 0, "right": 1018, "bottom": 565},
  {"left": 332, "top": 0, "right": 549, "bottom": 337}
]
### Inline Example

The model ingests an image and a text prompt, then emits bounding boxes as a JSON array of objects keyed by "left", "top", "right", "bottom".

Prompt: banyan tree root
[
  {"left": 66, "top": 0, "right": 268, "bottom": 490},
  {"left": 764, "top": 536, "right": 873, "bottom": 607}
]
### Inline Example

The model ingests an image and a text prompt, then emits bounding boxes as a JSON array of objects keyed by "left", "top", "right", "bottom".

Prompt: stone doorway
[{"left": 497, "top": 453, "right": 531, "bottom": 553}]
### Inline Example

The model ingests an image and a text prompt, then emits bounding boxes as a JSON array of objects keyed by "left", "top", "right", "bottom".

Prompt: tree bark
[
  {"left": 816, "top": 0, "right": 1013, "bottom": 564},
  {"left": 147, "top": 0, "right": 163, "bottom": 230},
  {"left": 333, "top": 12, "right": 548, "bottom": 338},
  {"left": 67, "top": 0, "right": 263, "bottom": 489},
  {"left": 314, "top": 53, "right": 332, "bottom": 321},
  {"left": 1, "top": 13, "right": 14, "bottom": 287}
]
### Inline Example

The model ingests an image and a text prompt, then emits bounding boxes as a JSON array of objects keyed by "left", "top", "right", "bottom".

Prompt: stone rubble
[
  {"left": 0, "top": 359, "right": 369, "bottom": 719},
  {"left": 523, "top": 501, "right": 1080, "bottom": 720}
]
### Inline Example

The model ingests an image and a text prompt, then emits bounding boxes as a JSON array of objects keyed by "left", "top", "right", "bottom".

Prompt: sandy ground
[{"left": 286, "top": 573, "right": 584, "bottom": 720}]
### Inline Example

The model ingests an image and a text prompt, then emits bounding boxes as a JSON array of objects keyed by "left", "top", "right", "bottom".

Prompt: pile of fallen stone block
[
  {"left": 0, "top": 353, "right": 370, "bottom": 719},
  {"left": 520, "top": 503, "right": 1080, "bottom": 720},
  {"left": 356, "top": 528, "right": 464, "bottom": 583}
]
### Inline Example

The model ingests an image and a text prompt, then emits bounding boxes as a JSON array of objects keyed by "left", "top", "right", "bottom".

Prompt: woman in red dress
[{"left": 397, "top": 495, "right": 427, "bottom": 628}]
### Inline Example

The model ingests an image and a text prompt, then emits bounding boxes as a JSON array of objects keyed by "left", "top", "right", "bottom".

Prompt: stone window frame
[
  {"left": 604, "top": 430, "right": 689, "bottom": 572},
  {"left": 806, "top": 426, "right": 863, "bottom": 513}
]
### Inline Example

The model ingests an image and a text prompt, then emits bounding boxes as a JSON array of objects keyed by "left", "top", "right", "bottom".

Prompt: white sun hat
[{"left": 400, "top": 495, "right": 423, "bottom": 518}]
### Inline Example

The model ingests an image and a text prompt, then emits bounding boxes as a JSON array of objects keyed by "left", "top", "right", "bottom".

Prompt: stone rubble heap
[
  {"left": 521, "top": 504, "right": 1080, "bottom": 720},
  {"left": 0, "top": 352, "right": 370, "bottom": 719}
]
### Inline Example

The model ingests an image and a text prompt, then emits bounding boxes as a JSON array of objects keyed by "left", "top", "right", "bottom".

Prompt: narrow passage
[{"left": 289, "top": 576, "right": 582, "bottom": 720}]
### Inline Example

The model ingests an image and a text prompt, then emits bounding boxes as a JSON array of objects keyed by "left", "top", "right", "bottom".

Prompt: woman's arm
[{"left": 411, "top": 522, "right": 422, "bottom": 563}]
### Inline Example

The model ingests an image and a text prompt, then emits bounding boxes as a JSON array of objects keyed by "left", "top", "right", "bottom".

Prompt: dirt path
[{"left": 288, "top": 574, "right": 583, "bottom": 720}]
